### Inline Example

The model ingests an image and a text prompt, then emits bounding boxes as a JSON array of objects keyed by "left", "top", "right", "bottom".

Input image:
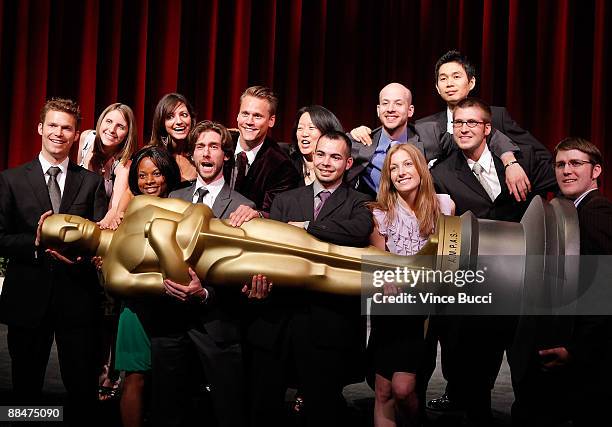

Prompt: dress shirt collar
[
  {"left": 235, "top": 136, "right": 264, "bottom": 165},
  {"left": 446, "top": 106, "right": 454, "bottom": 134},
  {"left": 39, "top": 152, "right": 69, "bottom": 176},
  {"left": 465, "top": 144, "right": 494, "bottom": 174},
  {"left": 573, "top": 188, "right": 597, "bottom": 207},
  {"left": 194, "top": 174, "right": 225, "bottom": 205},
  {"left": 312, "top": 178, "right": 341, "bottom": 197}
]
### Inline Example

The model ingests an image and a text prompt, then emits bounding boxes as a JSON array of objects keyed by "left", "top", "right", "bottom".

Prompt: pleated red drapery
[{"left": 0, "top": 0, "right": 609, "bottom": 194}]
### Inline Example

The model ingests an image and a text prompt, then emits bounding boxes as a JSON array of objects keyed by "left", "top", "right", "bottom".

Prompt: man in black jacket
[{"left": 247, "top": 131, "right": 372, "bottom": 427}]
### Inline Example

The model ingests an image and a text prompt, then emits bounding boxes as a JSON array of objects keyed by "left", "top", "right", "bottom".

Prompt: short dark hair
[
  {"left": 240, "top": 86, "right": 278, "bottom": 115},
  {"left": 39, "top": 98, "right": 82, "bottom": 129},
  {"left": 318, "top": 130, "right": 352, "bottom": 158},
  {"left": 435, "top": 50, "right": 476, "bottom": 82},
  {"left": 128, "top": 145, "right": 181, "bottom": 197},
  {"left": 188, "top": 120, "right": 234, "bottom": 158},
  {"left": 454, "top": 97, "right": 492, "bottom": 123},
  {"left": 291, "top": 105, "right": 343, "bottom": 149},
  {"left": 150, "top": 93, "right": 196, "bottom": 155},
  {"left": 554, "top": 137, "right": 603, "bottom": 167}
]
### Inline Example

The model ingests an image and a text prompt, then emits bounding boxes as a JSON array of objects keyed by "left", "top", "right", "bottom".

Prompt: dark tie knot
[
  {"left": 47, "top": 166, "right": 61, "bottom": 177},
  {"left": 196, "top": 187, "right": 209, "bottom": 203}
]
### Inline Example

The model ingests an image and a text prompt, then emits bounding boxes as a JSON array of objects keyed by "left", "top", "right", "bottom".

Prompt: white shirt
[
  {"left": 39, "top": 153, "right": 69, "bottom": 195},
  {"left": 234, "top": 137, "right": 264, "bottom": 174},
  {"left": 574, "top": 188, "right": 598, "bottom": 207},
  {"left": 465, "top": 145, "right": 502, "bottom": 200},
  {"left": 446, "top": 106, "right": 454, "bottom": 134},
  {"left": 192, "top": 175, "right": 225, "bottom": 209}
]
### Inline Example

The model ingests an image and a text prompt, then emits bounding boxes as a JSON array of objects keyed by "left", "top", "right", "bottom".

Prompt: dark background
[{"left": 1, "top": 0, "right": 609, "bottom": 195}]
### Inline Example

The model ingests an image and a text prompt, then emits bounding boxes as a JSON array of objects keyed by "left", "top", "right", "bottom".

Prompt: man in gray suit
[{"left": 150, "top": 120, "right": 255, "bottom": 427}]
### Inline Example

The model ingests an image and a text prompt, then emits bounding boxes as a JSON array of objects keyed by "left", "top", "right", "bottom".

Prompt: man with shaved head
[{"left": 347, "top": 82, "right": 442, "bottom": 197}]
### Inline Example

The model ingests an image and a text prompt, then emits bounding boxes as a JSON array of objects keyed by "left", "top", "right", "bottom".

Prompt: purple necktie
[{"left": 313, "top": 190, "right": 331, "bottom": 219}]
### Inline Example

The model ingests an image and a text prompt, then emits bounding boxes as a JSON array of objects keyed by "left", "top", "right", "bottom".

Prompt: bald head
[
  {"left": 377, "top": 83, "right": 414, "bottom": 137},
  {"left": 379, "top": 83, "right": 412, "bottom": 105}
]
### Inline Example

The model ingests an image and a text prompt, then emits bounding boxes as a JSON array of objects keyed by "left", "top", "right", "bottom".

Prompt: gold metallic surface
[{"left": 41, "top": 195, "right": 463, "bottom": 297}]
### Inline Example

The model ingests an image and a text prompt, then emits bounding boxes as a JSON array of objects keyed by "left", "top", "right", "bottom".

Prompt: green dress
[{"left": 115, "top": 305, "right": 151, "bottom": 371}]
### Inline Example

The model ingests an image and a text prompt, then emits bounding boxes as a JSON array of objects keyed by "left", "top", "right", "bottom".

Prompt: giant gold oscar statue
[{"left": 41, "top": 194, "right": 579, "bottom": 311}]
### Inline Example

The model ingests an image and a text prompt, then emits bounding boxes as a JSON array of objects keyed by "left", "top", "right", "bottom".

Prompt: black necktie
[
  {"left": 234, "top": 151, "right": 248, "bottom": 190},
  {"left": 47, "top": 166, "right": 62, "bottom": 213},
  {"left": 196, "top": 187, "right": 209, "bottom": 204}
]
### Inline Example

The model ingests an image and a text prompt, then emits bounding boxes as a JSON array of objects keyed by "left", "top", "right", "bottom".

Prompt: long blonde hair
[{"left": 370, "top": 143, "right": 440, "bottom": 236}]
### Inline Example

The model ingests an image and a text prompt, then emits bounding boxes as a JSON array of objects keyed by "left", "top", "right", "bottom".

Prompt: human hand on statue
[
  {"left": 241, "top": 274, "right": 273, "bottom": 300},
  {"left": 350, "top": 126, "right": 373, "bottom": 146},
  {"left": 539, "top": 346, "right": 571, "bottom": 370},
  {"left": 36, "top": 210, "right": 85, "bottom": 264},
  {"left": 163, "top": 267, "right": 208, "bottom": 303},
  {"left": 229, "top": 205, "right": 261, "bottom": 227},
  {"left": 382, "top": 282, "right": 400, "bottom": 296},
  {"left": 92, "top": 256, "right": 103, "bottom": 270}
]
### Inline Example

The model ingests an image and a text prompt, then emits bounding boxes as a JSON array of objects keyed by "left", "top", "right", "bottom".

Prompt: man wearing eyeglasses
[
  {"left": 428, "top": 97, "right": 557, "bottom": 426},
  {"left": 512, "top": 138, "right": 612, "bottom": 426}
]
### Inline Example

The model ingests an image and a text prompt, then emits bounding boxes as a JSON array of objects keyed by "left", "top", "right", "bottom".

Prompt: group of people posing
[{"left": 0, "top": 49, "right": 610, "bottom": 427}]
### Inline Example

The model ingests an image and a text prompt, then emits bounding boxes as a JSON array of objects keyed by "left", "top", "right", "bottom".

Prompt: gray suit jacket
[{"left": 169, "top": 181, "right": 255, "bottom": 219}]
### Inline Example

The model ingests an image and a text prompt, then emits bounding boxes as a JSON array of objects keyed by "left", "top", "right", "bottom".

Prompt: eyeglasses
[
  {"left": 553, "top": 159, "right": 594, "bottom": 170},
  {"left": 452, "top": 120, "right": 488, "bottom": 128}
]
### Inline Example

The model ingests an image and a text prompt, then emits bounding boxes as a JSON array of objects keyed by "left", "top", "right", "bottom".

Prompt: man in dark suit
[
  {"left": 429, "top": 98, "right": 557, "bottom": 425},
  {"left": 148, "top": 120, "right": 255, "bottom": 427},
  {"left": 225, "top": 85, "right": 300, "bottom": 225},
  {"left": 247, "top": 131, "right": 373, "bottom": 427},
  {"left": 0, "top": 98, "right": 107, "bottom": 422},
  {"left": 512, "top": 138, "right": 612, "bottom": 426},
  {"left": 347, "top": 82, "right": 523, "bottom": 199},
  {"left": 418, "top": 49, "right": 552, "bottom": 205}
]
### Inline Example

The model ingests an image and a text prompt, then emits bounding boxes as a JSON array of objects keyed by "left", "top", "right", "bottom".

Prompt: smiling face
[
  {"left": 452, "top": 106, "right": 491, "bottom": 161},
  {"left": 236, "top": 95, "right": 275, "bottom": 149},
  {"left": 164, "top": 102, "right": 192, "bottom": 141},
  {"left": 192, "top": 130, "right": 227, "bottom": 184},
  {"left": 296, "top": 112, "right": 322, "bottom": 156},
  {"left": 389, "top": 149, "right": 421, "bottom": 197},
  {"left": 99, "top": 109, "right": 128, "bottom": 148},
  {"left": 38, "top": 110, "right": 79, "bottom": 164},
  {"left": 137, "top": 157, "right": 168, "bottom": 197},
  {"left": 313, "top": 136, "right": 353, "bottom": 187},
  {"left": 436, "top": 61, "right": 476, "bottom": 107},
  {"left": 377, "top": 83, "right": 414, "bottom": 134},
  {"left": 555, "top": 149, "right": 601, "bottom": 199}
]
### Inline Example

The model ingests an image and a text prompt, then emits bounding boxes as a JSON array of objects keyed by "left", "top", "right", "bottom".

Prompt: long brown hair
[
  {"left": 370, "top": 144, "right": 440, "bottom": 236},
  {"left": 149, "top": 93, "right": 196, "bottom": 155},
  {"left": 90, "top": 103, "right": 137, "bottom": 172}
]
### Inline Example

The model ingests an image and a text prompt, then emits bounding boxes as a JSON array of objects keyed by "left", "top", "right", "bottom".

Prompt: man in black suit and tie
[
  {"left": 512, "top": 138, "right": 612, "bottom": 426},
  {"left": 148, "top": 120, "right": 255, "bottom": 427},
  {"left": 0, "top": 98, "right": 107, "bottom": 422},
  {"left": 347, "top": 82, "right": 524, "bottom": 199},
  {"left": 247, "top": 131, "right": 373, "bottom": 427},
  {"left": 225, "top": 85, "right": 300, "bottom": 225},
  {"left": 429, "top": 98, "right": 557, "bottom": 425}
]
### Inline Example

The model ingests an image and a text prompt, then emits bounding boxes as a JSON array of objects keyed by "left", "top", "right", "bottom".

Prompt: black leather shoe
[{"left": 427, "top": 393, "right": 464, "bottom": 411}]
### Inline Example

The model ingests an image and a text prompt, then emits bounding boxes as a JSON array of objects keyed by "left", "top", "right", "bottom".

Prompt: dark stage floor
[{"left": 0, "top": 322, "right": 518, "bottom": 426}]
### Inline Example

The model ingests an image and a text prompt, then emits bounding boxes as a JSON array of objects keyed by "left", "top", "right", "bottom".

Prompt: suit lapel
[
  {"left": 406, "top": 125, "right": 425, "bottom": 155},
  {"left": 25, "top": 159, "right": 54, "bottom": 212},
  {"left": 454, "top": 155, "right": 492, "bottom": 202},
  {"left": 436, "top": 110, "right": 448, "bottom": 133},
  {"left": 316, "top": 185, "right": 347, "bottom": 221},
  {"left": 493, "top": 155, "right": 508, "bottom": 199},
  {"left": 59, "top": 163, "right": 84, "bottom": 213},
  {"left": 212, "top": 183, "right": 232, "bottom": 218},
  {"left": 300, "top": 185, "right": 315, "bottom": 220}
]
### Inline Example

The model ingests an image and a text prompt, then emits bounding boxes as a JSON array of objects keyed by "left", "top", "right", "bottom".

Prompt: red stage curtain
[{"left": 0, "top": 0, "right": 609, "bottom": 194}]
